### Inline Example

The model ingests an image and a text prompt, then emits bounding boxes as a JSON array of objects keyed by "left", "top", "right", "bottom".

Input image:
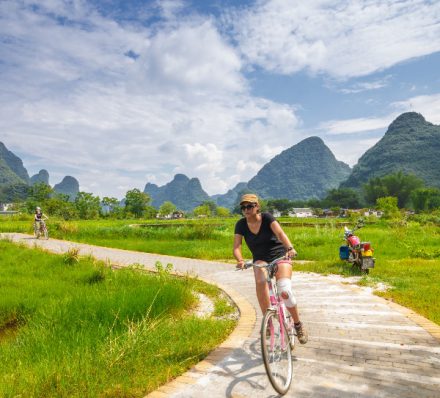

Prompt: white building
[
  {"left": 290, "top": 208, "right": 314, "bottom": 218},
  {"left": 363, "top": 209, "right": 383, "bottom": 218},
  {"left": 271, "top": 208, "right": 314, "bottom": 218}
]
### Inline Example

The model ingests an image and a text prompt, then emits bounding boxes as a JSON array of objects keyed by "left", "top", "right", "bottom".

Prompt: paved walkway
[{"left": 3, "top": 233, "right": 440, "bottom": 398}]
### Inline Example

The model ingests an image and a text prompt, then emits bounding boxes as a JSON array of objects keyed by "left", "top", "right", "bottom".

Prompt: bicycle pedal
[{"left": 289, "top": 339, "right": 295, "bottom": 350}]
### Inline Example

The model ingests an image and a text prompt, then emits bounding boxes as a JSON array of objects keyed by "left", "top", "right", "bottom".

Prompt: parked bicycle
[{"left": 240, "top": 256, "right": 295, "bottom": 395}]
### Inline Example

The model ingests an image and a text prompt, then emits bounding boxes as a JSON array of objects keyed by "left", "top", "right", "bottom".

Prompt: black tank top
[{"left": 234, "top": 212, "right": 285, "bottom": 262}]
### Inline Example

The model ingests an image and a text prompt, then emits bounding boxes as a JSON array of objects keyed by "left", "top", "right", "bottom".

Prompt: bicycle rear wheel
[{"left": 261, "top": 309, "right": 292, "bottom": 395}]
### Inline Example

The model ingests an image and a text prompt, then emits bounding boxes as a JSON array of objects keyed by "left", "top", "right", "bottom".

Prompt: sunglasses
[{"left": 241, "top": 203, "right": 256, "bottom": 211}]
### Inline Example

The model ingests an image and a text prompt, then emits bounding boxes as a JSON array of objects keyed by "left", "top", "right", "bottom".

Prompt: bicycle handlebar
[{"left": 238, "top": 255, "right": 295, "bottom": 271}]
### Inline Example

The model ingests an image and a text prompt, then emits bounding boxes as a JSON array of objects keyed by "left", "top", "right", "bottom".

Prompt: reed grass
[{"left": 0, "top": 240, "right": 235, "bottom": 397}]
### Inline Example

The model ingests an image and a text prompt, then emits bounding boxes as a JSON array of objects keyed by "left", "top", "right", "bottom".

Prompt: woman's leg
[
  {"left": 276, "top": 261, "right": 308, "bottom": 343},
  {"left": 276, "top": 262, "right": 300, "bottom": 322},
  {"left": 253, "top": 262, "right": 270, "bottom": 314}
]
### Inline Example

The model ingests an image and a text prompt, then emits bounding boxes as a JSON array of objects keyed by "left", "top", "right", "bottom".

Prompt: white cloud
[
  {"left": 320, "top": 115, "right": 396, "bottom": 135},
  {"left": 326, "top": 136, "right": 382, "bottom": 167},
  {"left": 131, "top": 19, "right": 244, "bottom": 94},
  {"left": 320, "top": 92, "right": 440, "bottom": 137},
  {"left": 392, "top": 93, "right": 440, "bottom": 124},
  {"left": 230, "top": 0, "right": 440, "bottom": 78},
  {"left": 318, "top": 92, "right": 440, "bottom": 166},
  {"left": 339, "top": 76, "right": 391, "bottom": 94},
  {"left": 0, "top": 1, "right": 302, "bottom": 198},
  {"left": 236, "top": 160, "right": 260, "bottom": 174}
]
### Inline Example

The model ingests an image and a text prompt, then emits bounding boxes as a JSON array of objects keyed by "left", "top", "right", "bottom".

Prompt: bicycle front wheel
[{"left": 261, "top": 309, "right": 293, "bottom": 395}]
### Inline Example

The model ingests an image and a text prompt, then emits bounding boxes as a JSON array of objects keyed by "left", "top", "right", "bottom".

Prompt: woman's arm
[
  {"left": 233, "top": 234, "right": 245, "bottom": 268},
  {"left": 270, "top": 221, "right": 297, "bottom": 257}
]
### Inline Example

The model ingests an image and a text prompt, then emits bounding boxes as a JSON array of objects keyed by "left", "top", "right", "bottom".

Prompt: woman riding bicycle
[
  {"left": 34, "top": 206, "right": 48, "bottom": 228},
  {"left": 233, "top": 193, "right": 308, "bottom": 344}
]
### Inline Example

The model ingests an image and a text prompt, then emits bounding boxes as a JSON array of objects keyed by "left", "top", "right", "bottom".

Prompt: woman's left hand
[{"left": 286, "top": 247, "right": 297, "bottom": 258}]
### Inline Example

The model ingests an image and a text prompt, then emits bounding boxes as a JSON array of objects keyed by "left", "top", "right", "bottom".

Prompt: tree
[
  {"left": 411, "top": 187, "right": 440, "bottom": 212},
  {"left": 24, "top": 182, "right": 53, "bottom": 213},
  {"left": 124, "top": 189, "right": 151, "bottom": 218},
  {"left": 101, "top": 197, "right": 121, "bottom": 217},
  {"left": 321, "top": 188, "right": 362, "bottom": 209},
  {"left": 266, "top": 199, "right": 294, "bottom": 215},
  {"left": 363, "top": 172, "right": 424, "bottom": 208},
  {"left": 216, "top": 206, "right": 230, "bottom": 217},
  {"left": 29, "top": 182, "right": 53, "bottom": 202},
  {"left": 200, "top": 200, "right": 217, "bottom": 213},
  {"left": 0, "top": 183, "right": 30, "bottom": 202},
  {"left": 363, "top": 177, "right": 389, "bottom": 206},
  {"left": 306, "top": 198, "right": 322, "bottom": 209},
  {"left": 194, "top": 204, "right": 211, "bottom": 217},
  {"left": 376, "top": 196, "right": 400, "bottom": 219},
  {"left": 382, "top": 172, "right": 424, "bottom": 208},
  {"left": 144, "top": 205, "right": 158, "bottom": 219},
  {"left": 429, "top": 191, "right": 440, "bottom": 210},
  {"left": 102, "top": 196, "right": 120, "bottom": 210},
  {"left": 44, "top": 193, "right": 77, "bottom": 220},
  {"left": 159, "top": 201, "right": 177, "bottom": 217},
  {"left": 75, "top": 192, "right": 101, "bottom": 219}
]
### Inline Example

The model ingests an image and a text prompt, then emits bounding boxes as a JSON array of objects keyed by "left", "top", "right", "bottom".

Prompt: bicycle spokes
[{"left": 261, "top": 310, "right": 293, "bottom": 394}]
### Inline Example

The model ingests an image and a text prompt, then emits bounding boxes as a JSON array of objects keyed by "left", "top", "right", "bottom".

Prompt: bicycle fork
[{"left": 268, "top": 281, "right": 290, "bottom": 352}]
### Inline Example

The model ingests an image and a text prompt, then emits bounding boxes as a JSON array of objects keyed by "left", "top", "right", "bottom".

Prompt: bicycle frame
[
  {"left": 242, "top": 256, "right": 294, "bottom": 394},
  {"left": 34, "top": 220, "right": 48, "bottom": 239},
  {"left": 248, "top": 258, "right": 292, "bottom": 350}
]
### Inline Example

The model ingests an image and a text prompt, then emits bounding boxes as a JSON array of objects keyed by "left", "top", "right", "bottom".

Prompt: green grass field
[{"left": 0, "top": 240, "right": 236, "bottom": 397}]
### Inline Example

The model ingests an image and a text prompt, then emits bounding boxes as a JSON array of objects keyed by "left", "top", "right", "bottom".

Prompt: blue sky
[{"left": 1, "top": 0, "right": 440, "bottom": 199}]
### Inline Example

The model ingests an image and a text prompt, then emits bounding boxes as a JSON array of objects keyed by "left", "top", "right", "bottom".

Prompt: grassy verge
[{"left": 0, "top": 240, "right": 236, "bottom": 397}]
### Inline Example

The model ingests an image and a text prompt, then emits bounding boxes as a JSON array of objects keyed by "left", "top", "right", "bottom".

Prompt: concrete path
[{"left": 3, "top": 233, "right": 440, "bottom": 398}]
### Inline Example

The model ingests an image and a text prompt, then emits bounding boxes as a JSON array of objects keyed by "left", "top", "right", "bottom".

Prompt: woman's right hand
[{"left": 236, "top": 260, "right": 245, "bottom": 270}]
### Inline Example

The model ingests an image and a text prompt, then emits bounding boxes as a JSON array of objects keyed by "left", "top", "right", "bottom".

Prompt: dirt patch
[
  {"left": 192, "top": 293, "right": 215, "bottom": 318},
  {"left": 325, "top": 274, "right": 391, "bottom": 293},
  {"left": 0, "top": 319, "right": 20, "bottom": 344},
  {"left": 191, "top": 292, "right": 240, "bottom": 321}
]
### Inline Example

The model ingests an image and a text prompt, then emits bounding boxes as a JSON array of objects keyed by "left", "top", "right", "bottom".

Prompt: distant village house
[
  {"left": 0, "top": 203, "right": 18, "bottom": 215},
  {"left": 157, "top": 210, "right": 185, "bottom": 219},
  {"left": 339, "top": 208, "right": 383, "bottom": 218},
  {"left": 271, "top": 208, "right": 314, "bottom": 218}
]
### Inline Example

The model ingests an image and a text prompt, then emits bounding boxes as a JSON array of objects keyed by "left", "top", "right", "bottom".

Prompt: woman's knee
[
  {"left": 277, "top": 278, "right": 297, "bottom": 308},
  {"left": 254, "top": 273, "right": 268, "bottom": 296},
  {"left": 253, "top": 265, "right": 267, "bottom": 284}
]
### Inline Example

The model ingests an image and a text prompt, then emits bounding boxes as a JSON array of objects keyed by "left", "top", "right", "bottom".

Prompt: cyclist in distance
[
  {"left": 34, "top": 206, "right": 48, "bottom": 227},
  {"left": 233, "top": 193, "right": 308, "bottom": 344}
]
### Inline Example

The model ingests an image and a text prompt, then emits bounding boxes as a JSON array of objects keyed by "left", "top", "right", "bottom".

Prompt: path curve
[{"left": 2, "top": 233, "right": 440, "bottom": 398}]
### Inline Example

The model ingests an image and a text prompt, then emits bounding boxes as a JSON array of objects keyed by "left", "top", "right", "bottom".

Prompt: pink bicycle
[{"left": 243, "top": 257, "right": 295, "bottom": 395}]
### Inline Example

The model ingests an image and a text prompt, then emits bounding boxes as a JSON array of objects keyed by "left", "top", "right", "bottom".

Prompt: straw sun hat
[{"left": 239, "top": 193, "right": 259, "bottom": 205}]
